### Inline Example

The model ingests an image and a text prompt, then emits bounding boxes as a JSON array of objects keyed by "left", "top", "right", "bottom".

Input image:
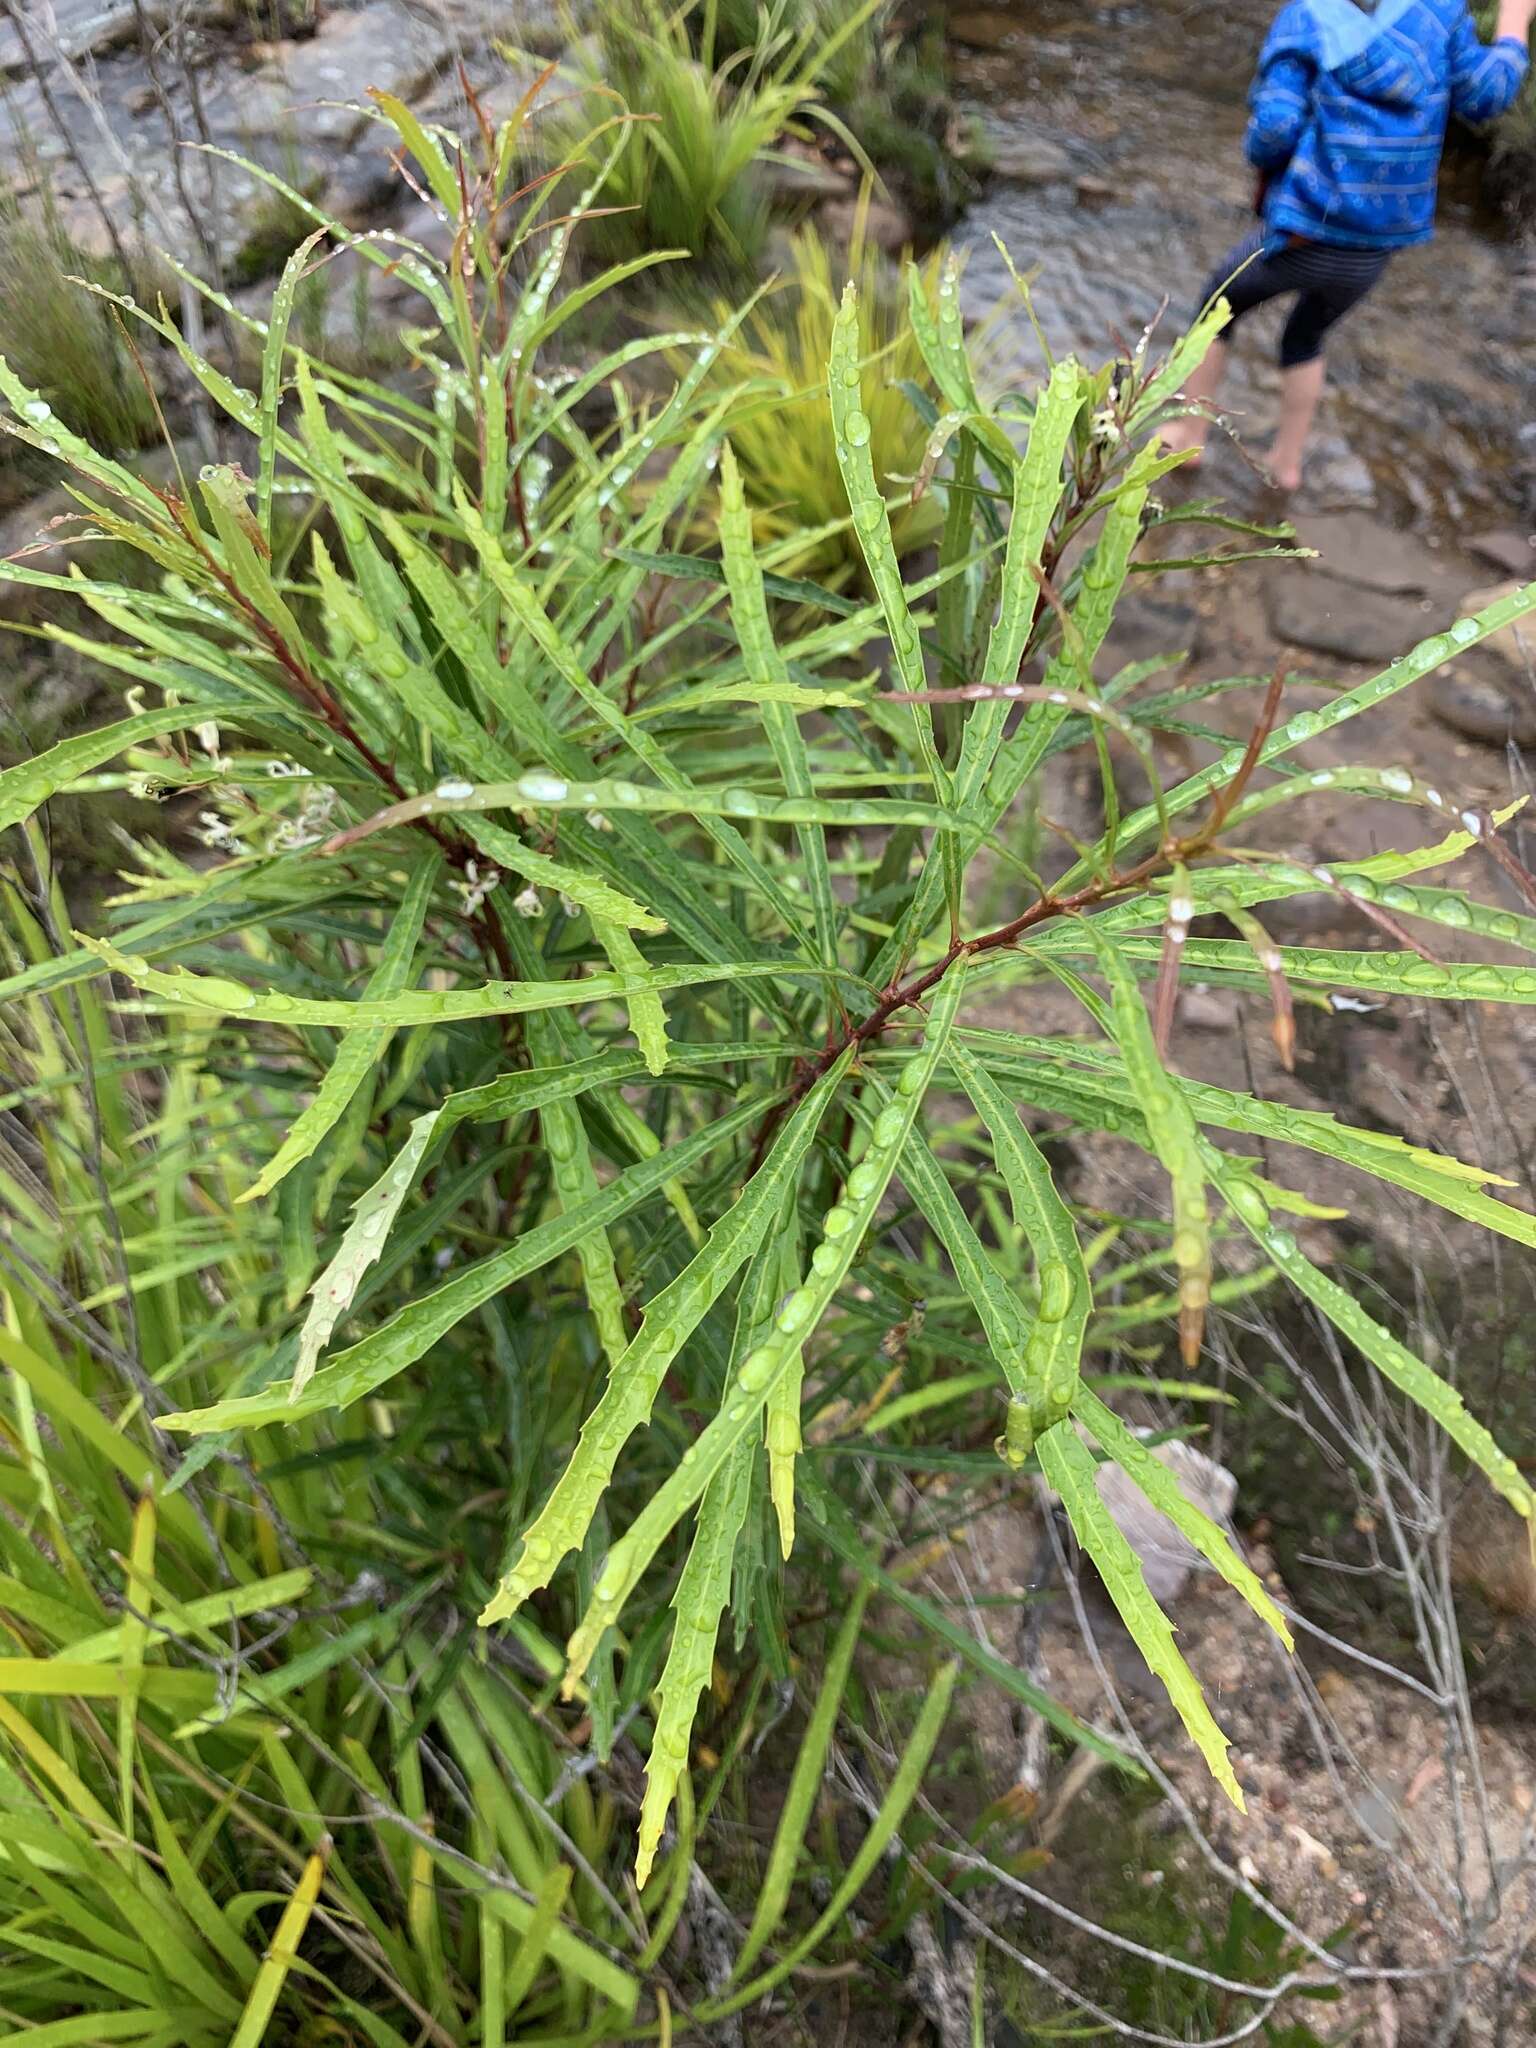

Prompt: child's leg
[
  {"left": 1159, "top": 228, "right": 1272, "bottom": 462},
  {"left": 1270, "top": 248, "right": 1389, "bottom": 489},
  {"left": 1267, "top": 356, "right": 1326, "bottom": 493},
  {"left": 1159, "top": 341, "right": 1228, "bottom": 461}
]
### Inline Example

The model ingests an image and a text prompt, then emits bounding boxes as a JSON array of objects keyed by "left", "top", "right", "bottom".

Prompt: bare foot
[
  {"left": 1265, "top": 449, "right": 1302, "bottom": 493},
  {"left": 1158, "top": 420, "right": 1207, "bottom": 465}
]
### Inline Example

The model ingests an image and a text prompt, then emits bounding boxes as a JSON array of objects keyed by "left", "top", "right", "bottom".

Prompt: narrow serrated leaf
[
  {"left": 1037, "top": 1422, "right": 1244, "bottom": 1809},
  {"left": 634, "top": 1435, "right": 754, "bottom": 1886}
]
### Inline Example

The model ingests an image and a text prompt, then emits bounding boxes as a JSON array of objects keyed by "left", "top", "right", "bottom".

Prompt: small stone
[
  {"left": 1291, "top": 511, "right": 1450, "bottom": 598},
  {"left": 820, "top": 195, "right": 913, "bottom": 256},
  {"left": 989, "top": 131, "right": 1073, "bottom": 186},
  {"left": 762, "top": 146, "right": 853, "bottom": 205},
  {"left": 1074, "top": 173, "right": 1114, "bottom": 206},
  {"left": 1181, "top": 987, "right": 1242, "bottom": 1032},
  {"left": 1428, "top": 667, "right": 1536, "bottom": 749},
  {"left": 1265, "top": 566, "right": 1445, "bottom": 664},
  {"left": 1465, "top": 529, "right": 1536, "bottom": 580}
]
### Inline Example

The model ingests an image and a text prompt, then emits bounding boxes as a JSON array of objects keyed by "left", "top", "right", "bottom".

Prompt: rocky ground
[{"left": 0, "top": 0, "right": 547, "bottom": 273}]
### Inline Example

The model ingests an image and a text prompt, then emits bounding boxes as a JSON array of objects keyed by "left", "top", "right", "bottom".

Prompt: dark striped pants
[{"left": 1200, "top": 226, "right": 1391, "bottom": 367}]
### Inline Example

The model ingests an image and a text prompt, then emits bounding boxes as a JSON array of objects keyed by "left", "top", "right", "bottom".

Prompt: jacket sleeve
[
  {"left": 1244, "top": 20, "right": 1317, "bottom": 172},
  {"left": 1448, "top": 10, "right": 1529, "bottom": 124}
]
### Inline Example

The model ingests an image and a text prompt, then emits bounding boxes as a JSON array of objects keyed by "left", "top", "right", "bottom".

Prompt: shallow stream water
[{"left": 950, "top": 0, "right": 1535, "bottom": 533}]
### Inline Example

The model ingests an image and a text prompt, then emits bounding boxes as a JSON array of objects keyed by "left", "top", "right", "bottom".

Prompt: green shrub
[
  {"left": 0, "top": 198, "right": 158, "bottom": 459},
  {"left": 704, "top": 213, "right": 944, "bottom": 580},
  {"left": 3, "top": 88, "right": 1536, "bottom": 2041},
  {"left": 1466, "top": 3, "right": 1536, "bottom": 216},
  {"left": 538, "top": 0, "right": 879, "bottom": 274}
]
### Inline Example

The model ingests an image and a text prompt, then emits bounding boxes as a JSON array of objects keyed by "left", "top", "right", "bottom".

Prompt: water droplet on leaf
[
  {"left": 518, "top": 772, "right": 569, "bottom": 804},
  {"left": 1037, "top": 1260, "right": 1073, "bottom": 1321}
]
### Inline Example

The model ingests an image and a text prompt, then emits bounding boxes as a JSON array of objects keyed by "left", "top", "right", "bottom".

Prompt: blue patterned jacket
[{"left": 1246, "top": 0, "right": 1529, "bottom": 246}]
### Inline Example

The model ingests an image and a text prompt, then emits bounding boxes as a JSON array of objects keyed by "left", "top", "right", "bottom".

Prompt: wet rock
[
  {"left": 237, "top": 4, "right": 445, "bottom": 151},
  {"left": 0, "top": 0, "right": 170, "bottom": 76},
  {"left": 1292, "top": 511, "right": 1450, "bottom": 599},
  {"left": 821, "top": 195, "right": 913, "bottom": 256},
  {"left": 56, "top": 178, "right": 137, "bottom": 262},
  {"left": 762, "top": 147, "right": 853, "bottom": 205},
  {"left": 1264, "top": 565, "right": 1443, "bottom": 664},
  {"left": 1098, "top": 586, "right": 1200, "bottom": 674},
  {"left": 1458, "top": 579, "right": 1536, "bottom": 678},
  {"left": 948, "top": 9, "right": 1025, "bottom": 51},
  {"left": 1428, "top": 667, "right": 1536, "bottom": 749},
  {"left": 989, "top": 130, "right": 1073, "bottom": 186},
  {"left": 1074, "top": 173, "right": 1113, "bottom": 206},
  {"left": 1295, "top": 432, "right": 1376, "bottom": 510},
  {"left": 323, "top": 151, "right": 403, "bottom": 230},
  {"left": 1181, "top": 986, "right": 1243, "bottom": 1033},
  {"left": 1466, "top": 529, "right": 1536, "bottom": 581}
]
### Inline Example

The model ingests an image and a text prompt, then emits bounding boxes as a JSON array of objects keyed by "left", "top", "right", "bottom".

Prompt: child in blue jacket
[{"left": 1164, "top": 0, "right": 1532, "bottom": 490}]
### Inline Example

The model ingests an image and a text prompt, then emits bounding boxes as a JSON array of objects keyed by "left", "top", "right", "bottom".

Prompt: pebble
[{"left": 1428, "top": 670, "right": 1536, "bottom": 747}]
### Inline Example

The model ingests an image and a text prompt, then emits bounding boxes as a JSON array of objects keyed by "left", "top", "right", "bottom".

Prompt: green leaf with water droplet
[
  {"left": 949, "top": 1038, "right": 1092, "bottom": 1438},
  {"left": 240, "top": 853, "right": 438, "bottom": 1204},
  {"left": 763, "top": 1230, "right": 805, "bottom": 1562},
  {"left": 952, "top": 1028, "right": 1536, "bottom": 1249},
  {"left": 829, "top": 282, "right": 946, "bottom": 796},
  {"left": 906, "top": 253, "right": 984, "bottom": 422},
  {"left": 593, "top": 920, "right": 669, "bottom": 1077},
  {"left": 290, "top": 1108, "right": 442, "bottom": 1399},
  {"left": 1206, "top": 1153, "right": 1533, "bottom": 1519},
  {"left": 1071, "top": 1384, "right": 1292, "bottom": 1648},
  {"left": 257, "top": 229, "right": 325, "bottom": 542},
  {"left": 0, "top": 350, "right": 170, "bottom": 522},
  {"left": 1082, "top": 924, "right": 1210, "bottom": 1367},
  {"left": 561, "top": 1233, "right": 792, "bottom": 1710},
  {"left": 633, "top": 1437, "right": 755, "bottom": 1888},
  {"left": 1131, "top": 298, "right": 1231, "bottom": 432},
  {"left": 478, "top": 1058, "right": 853, "bottom": 1628},
  {"left": 765, "top": 1354, "right": 803, "bottom": 1562},
  {"left": 546, "top": 971, "right": 970, "bottom": 1669},
  {"left": 78, "top": 930, "right": 841, "bottom": 1027},
  {"left": 338, "top": 770, "right": 974, "bottom": 841},
  {"left": 0, "top": 709, "right": 225, "bottom": 835},
  {"left": 718, "top": 439, "right": 837, "bottom": 965},
  {"left": 635, "top": 1365, "right": 762, "bottom": 1884},
  {"left": 159, "top": 1097, "right": 767, "bottom": 1433},
  {"left": 1096, "top": 938, "right": 1536, "bottom": 1009},
  {"left": 1037, "top": 1421, "right": 1245, "bottom": 1811}
]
